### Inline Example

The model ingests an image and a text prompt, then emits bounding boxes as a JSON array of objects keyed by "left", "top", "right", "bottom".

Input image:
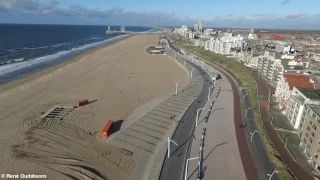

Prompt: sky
[{"left": 0, "top": 0, "right": 320, "bottom": 30}]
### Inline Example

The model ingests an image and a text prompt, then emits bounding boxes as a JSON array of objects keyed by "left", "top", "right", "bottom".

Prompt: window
[
  {"left": 310, "top": 111, "right": 314, "bottom": 116},
  {"left": 305, "top": 132, "right": 309, "bottom": 138},
  {"left": 313, "top": 113, "right": 317, "bottom": 119},
  {"left": 313, "top": 124, "right": 317, "bottom": 131},
  {"left": 307, "top": 144, "right": 311, "bottom": 149},
  {"left": 307, "top": 126, "right": 311, "bottom": 132},
  {"left": 312, "top": 132, "right": 315, "bottom": 137},
  {"left": 309, "top": 120, "right": 313, "bottom": 125},
  {"left": 309, "top": 137, "right": 313, "bottom": 144},
  {"left": 304, "top": 138, "right": 307, "bottom": 144}
]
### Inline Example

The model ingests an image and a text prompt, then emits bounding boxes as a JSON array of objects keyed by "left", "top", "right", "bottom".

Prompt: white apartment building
[
  {"left": 257, "top": 51, "right": 282, "bottom": 82},
  {"left": 174, "top": 25, "right": 192, "bottom": 39},
  {"left": 203, "top": 34, "right": 246, "bottom": 55},
  {"left": 275, "top": 74, "right": 314, "bottom": 112},
  {"left": 298, "top": 101, "right": 320, "bottom": 171},
  {"left": 275, "top": 42, "right": 286, "bottom": 52},
  {"left": 286, "top": 88, "right": 318, "bottom": 129}
]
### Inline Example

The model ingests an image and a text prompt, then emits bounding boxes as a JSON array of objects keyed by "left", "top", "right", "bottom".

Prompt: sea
[{"left": 0, "top": 24, "right": 157, "bottom": 83}]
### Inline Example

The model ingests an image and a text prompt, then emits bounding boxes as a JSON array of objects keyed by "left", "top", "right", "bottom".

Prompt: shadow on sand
[{"left": 108, "top": 120, "right": 124, "bottom": 136}]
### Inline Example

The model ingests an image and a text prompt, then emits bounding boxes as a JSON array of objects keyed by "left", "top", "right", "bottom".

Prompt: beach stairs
[{"left": 107, "top": 61, "right": 204, "bottom": 179}]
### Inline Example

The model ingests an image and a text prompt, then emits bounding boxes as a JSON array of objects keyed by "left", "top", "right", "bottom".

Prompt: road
[{"left": 159, "top": 45, "right": 211, "bottom": 180}]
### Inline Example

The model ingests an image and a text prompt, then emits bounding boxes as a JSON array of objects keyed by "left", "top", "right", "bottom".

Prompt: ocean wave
[
  {"left": 23, "top": 46, "right": 48, "bottom": 50},
  {"left": 52, "top": 43, "right": 69, "bottom": 48},
  {"left": 0, "top": 34, "right": 128, "bottom": 76},
  {"left": 0, "top": 58, "right": 24, "bottom": 66}
]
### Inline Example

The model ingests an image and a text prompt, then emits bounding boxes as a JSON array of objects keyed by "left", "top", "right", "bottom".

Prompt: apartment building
[
  {"left": 297, "top": 89, "right": 320, "bottom": 171},
  {"left": 204, "top": 34, "right": 246, "bottom": 55},
  {"left": 286, "top": 88, "right": 318, "bottom": 129},
  {"left": 275, "top": 74, "right": 315, "bottom": 111},
  {"left": 257, "top": 51, "right": 282, "bottom": 82}
]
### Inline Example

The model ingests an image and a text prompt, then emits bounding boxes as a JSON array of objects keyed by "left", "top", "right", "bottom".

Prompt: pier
[{"left": 106, "top": 25, "right": 133, "bottom": 35}]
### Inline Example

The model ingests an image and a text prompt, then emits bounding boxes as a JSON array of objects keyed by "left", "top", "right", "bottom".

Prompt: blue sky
[{"left": 0, "top": 0, "right": 320, "bottom": 29}]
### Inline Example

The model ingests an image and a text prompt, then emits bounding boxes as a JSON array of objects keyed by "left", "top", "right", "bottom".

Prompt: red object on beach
[
  {"left": 79, "top": 99, "right": 89, "bottom": 106},
  {"left": 101, "top": 120, "right": 113, "bottom": 137},
  {"left": 264, "top": 103, "right": 270, "bottom": 109}
]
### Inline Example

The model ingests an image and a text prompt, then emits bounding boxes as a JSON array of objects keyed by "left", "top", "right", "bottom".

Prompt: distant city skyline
[{"left": 0, "top": 0, "right": 320, "bottom": 30}]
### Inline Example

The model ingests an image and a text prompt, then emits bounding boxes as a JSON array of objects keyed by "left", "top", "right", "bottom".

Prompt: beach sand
[{"left": 0, "top": 34, "right": 189, "bottom": 179}]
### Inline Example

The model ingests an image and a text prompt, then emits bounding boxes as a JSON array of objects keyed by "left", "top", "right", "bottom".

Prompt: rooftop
[
  {"left": 308, "top": 104, "right": 320, "bottom": 117},
  {"left": 283, "top": 65, "right": 304, "bottom": 70},
  {"left": 298, "top": 88, "right": 320, "bottom": 100},
  {"left": 284, "top": 74, "right": 314, "bottom": 90}
]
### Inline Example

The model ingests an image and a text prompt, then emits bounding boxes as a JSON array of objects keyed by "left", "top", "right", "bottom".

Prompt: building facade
[{"left": 298, "top": 100, "right": 320, "bottom": 172}]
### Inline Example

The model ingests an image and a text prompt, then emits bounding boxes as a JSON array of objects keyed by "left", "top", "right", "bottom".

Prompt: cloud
[
  {"left": 282, "top": 0, "right": 290, "bottom": 5},
  {"left": 286, "top": 12, "right": 308, "bottom": 19},
  {"left": 0, "top": 0, "right": 320, "bottom": 29},
  {"left": 50, "top": 0, "right": 59, "bottom": 6}
]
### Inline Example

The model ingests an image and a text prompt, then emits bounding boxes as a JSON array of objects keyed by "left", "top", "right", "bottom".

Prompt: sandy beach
[{"left": 0, "top": 34, "right": 189, "bottom": 179}]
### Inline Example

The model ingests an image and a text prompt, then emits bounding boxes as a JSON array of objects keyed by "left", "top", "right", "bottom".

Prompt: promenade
[{"left": 187, "top": 68, "right": 246, "bottom": 180}]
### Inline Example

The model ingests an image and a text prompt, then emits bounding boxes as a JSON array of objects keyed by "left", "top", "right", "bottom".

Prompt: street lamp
[
  {"left": 174, "top": 81, "right": 180, "bottom": 95},
  {"left": 250, "top": 129, "right": 258, "bottom": 142},
  {"left": 196, "top": 108, "right": 205, "bottom": 126},
  {"left": 239, "top": 86, "right": 246, "bottom": 91},
  {"left": 167, "top": 136, "right": 178, "bottom": 158},
  {"left": 267, "top": 168, "right": 278, "bottom": 180},
  {"left": 208, "top": 86, "right": 214, "bottom": 100},
  {"left": 243, "top": 94, "right": 248, "bottom": 101},
  {"left": 185, "top": 157, "right": 200, "bottom": 180},
  {"left": 201, "top": 61, "right": 204, "bottom": 69},
  {"left": 245, "top": 107, "right": 251, "bottom": 117}
]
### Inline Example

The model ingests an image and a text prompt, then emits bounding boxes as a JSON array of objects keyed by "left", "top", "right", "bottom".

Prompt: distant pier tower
[{"left": 120, "top": 25, "right": 126, "bottom": 32}]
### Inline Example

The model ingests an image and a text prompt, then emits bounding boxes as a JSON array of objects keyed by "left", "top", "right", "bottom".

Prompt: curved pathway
[
  {"left": 159, "top": 50, "right": 211, "bottom": 180},
  {"left": 187, "top": 67, "right": 247, "bottom": 180}
]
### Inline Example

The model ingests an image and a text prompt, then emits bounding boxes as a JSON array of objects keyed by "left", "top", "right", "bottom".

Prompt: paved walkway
[
  {"left": 187, "top": 68, "right": 246, "bottom": 180},
  {"left": 107, "top": 54, "right": 204, "bottom": 180}
]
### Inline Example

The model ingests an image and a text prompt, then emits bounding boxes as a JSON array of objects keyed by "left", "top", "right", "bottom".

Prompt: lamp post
[
  {"left": 243, "top": 94, "right": 248, "bottom": 101},
  {"left": 245, "top": 107, "right": 251, "bottom": 117},
  {"left": 196, "top": 108, "right": 205, "bottom": 126},
  {"left": 167, "top": 136, "right": 178, "bottom": 158},
  {"left": 250, "top": 129, "right": 258, "bottom": 142},
  {"left": 267, "top": 168, "right": 278, "bottom": 180},
  {"left": 239, "top": 86, "right": 246, "bottom": 91},
  {"left": 185, "top": 157, "right": 200, "bottom": 180},
  {"left": 174, "top": 81, "right": 180, "bottom": 95},
  {"left": 208, "top": 86, "right": 214, "bottom": 100},
  {"left": 201, "top": 61, "right": 204, "bottom": 69}
]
